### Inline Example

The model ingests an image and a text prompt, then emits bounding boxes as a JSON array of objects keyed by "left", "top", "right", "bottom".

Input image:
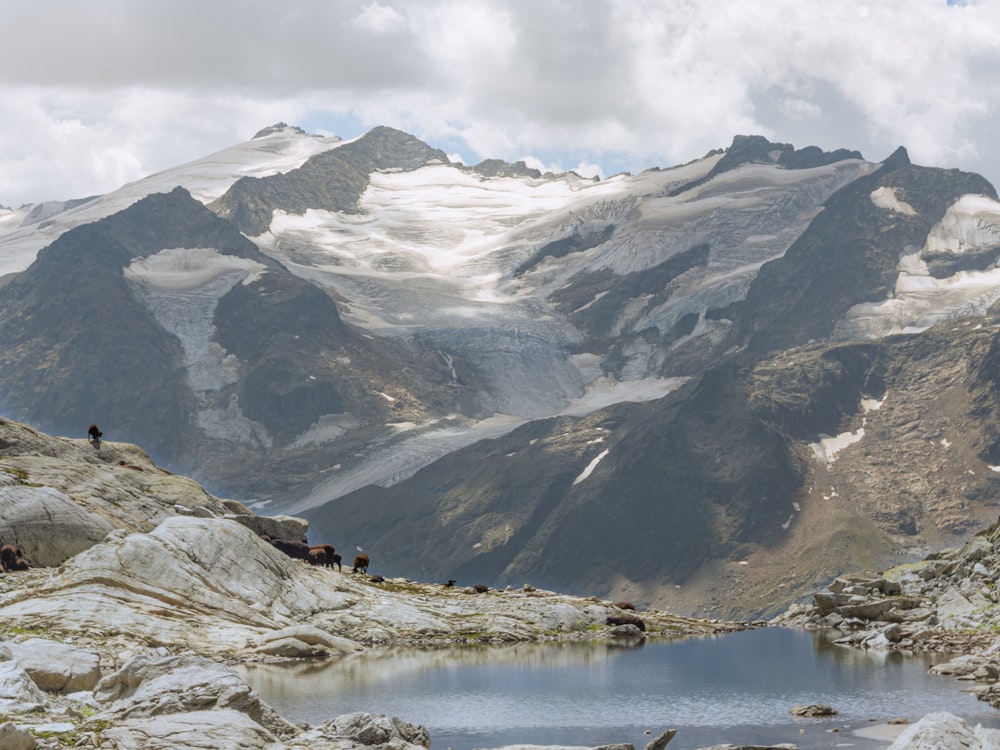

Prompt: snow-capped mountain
[{"left": 3, "top": 124, "right": 1000, "bottom": 617}]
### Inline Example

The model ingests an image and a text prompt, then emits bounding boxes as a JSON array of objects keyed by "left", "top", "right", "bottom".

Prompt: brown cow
[
  {"left": 308, "top": 544, "right": 339, "bottom": 569},
  {"left": 352, "top": 554, "right": 369, "bottom": 574},
  {"left": 270, "top": 538, "right": 310, "bottom": 561}
]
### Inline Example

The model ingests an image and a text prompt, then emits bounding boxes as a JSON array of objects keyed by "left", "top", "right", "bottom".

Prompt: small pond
[{"left": 238, "top": 628, "right": 1000, "bottom": 749}]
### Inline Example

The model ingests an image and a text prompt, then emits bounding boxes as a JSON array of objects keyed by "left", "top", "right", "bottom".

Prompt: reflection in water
[{"left": 238, "top": 629, "right": 1000, "bottom": 750}]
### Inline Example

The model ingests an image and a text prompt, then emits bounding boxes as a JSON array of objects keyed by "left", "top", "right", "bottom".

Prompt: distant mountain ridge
[{"left": 2, "top": 124, "right": 1000, "bottom": 617}]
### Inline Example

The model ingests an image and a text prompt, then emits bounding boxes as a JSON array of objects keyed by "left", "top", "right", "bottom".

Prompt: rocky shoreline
[
  {"left": 3, "top": 419, "right": 1000, "bottom": 749},
  {"left": 0, "top": 541, "right": 753, "bottom": 750}
]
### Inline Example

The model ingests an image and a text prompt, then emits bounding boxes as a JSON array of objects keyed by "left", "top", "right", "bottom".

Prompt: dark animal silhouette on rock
[
  {"left": 87, "top": 424, "right": 102, "bottom": 447},
  {"left": 269, "top": 538, "right": 311, "bottom": 562},
  {"left": 352, "top": 554, "right": 369, "bottom": 574},
  {"left": 1, "top": 543, "right": 29, "bottom": 572},
  {"left": 606, "top": 614, "right": 646, "bottom": 631},
  {"left": 309, "top": 544, "right": 341, "bottom": 569}
]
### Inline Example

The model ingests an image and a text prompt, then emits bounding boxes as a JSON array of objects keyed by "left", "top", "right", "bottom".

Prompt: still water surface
[{"left": 239, "top": 628, "right": 1000, "bottom": 750}]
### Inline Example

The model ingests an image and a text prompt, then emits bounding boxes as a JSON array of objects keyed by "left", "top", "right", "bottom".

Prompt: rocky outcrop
[
  {"left": 0, "top": 417, "right": 294, "bottom": 570},
  {"left": 4, "top": 639, "right": 101, "bottom": 693},
  {"left": 1, "top": 646, "right": 434, "bottom": 750},
  {"left": 93, "top": 654, "right": 296, "bottom": 737},
  {"left": 0, "top": 646, "right": 48, "bottom": 714},
  {"left": 774, "top": 513, "right": 1000, "bottom": 711},
  {"left": 886, "top": 712, "right": 1000, "bottom": 750},
  {"left": 0, "top": 512, "right": 742, "bottom": 657}
]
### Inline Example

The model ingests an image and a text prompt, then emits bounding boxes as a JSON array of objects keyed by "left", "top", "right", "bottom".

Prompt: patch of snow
[
  {"left": 573, "top": 449, "right": 610, "bottom": 486},
  {"left": 124, "top": 247, "right": 266, "bottom": 292},
  {"left": 861, "top": 397, "right": 885, "bottom": 411},
  {"left": 870, "top": 186, "right": 917, "bottom": 215},
  {"left": 837, "top": 193, "right": 1000, "bottom": 339},
  {"left": 559, "top": 375, "right": 688, "bottom": 417},
  {"left": 286, "top": 415, "right": 361, "bottom": 450},
  {"left": 811, "top": 428, "right": 866, "bottom": 463},
  {"left": 386, "top": 422, "right": 418, "bottom": 431},
  {"left": 572, "top": 291, "right": 609, "bottom": 314}
]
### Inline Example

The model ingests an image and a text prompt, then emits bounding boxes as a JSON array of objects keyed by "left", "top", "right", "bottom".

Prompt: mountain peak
[
  {"left": 881, "top": 145, "right": 911, "bottom": 169},
  {"left": 252, "top": 123, "right": 308, "bottom": 139}
]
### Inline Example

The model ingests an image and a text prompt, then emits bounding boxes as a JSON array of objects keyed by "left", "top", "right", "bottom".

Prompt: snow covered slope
[{"left": 0, "top": 124, "right": 341, "bottom": 278}]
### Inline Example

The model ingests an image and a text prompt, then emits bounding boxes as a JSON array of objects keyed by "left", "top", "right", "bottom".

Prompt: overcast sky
[{"left": 1, "top": 0, "right": 998, "bottom": 208}]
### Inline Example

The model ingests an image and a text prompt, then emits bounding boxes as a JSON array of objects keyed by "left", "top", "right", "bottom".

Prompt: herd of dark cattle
[
  {"left": 261, "top": 534, "right": 369, "bottom": 574},
  {"left": 3, "top": 534, "right": 645, "bottom": 631},
  {"left": 0, "top": 535, "right": 368, "bottom": 576}
]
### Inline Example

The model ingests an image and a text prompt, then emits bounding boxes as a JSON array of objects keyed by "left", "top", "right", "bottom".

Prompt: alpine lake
[{"left": 237, "top": 627, "right": 1000, "bottom": 750}]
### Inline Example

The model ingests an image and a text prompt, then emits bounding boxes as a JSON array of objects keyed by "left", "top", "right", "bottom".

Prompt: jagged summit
[{"left": 881, "top": 144, "right": 912, "bottom": 170}]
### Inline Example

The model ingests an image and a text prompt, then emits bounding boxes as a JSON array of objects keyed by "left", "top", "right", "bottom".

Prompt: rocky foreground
[
  {"left": 0, "top": 418, "right": 746, "bottom": 749},
  {"left": 2, "top": 416, "right": 1000, "bottom": 749}
]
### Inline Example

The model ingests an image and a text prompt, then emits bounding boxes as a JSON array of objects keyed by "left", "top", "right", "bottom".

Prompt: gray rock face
[
  {"left": 0, "top": 485, "right": 115, "bottom": 568},
  {"left": 4, "top": 638, "right": 101, "bottom": 693},
  {"left": 99, "top": 709, "right": 281, "bottom": 750},
  {"left": 94, "top": 653, "right": 295, "bottom": 738},
  {"left": 0, "top": 657, "right": 48, "bottom": 714}
]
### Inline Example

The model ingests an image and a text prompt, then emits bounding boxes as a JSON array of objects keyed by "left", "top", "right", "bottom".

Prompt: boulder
[
  {"left": 303, "top": 712, "right": 431, "bottom": 749},
  {"left": 790, "top": 704, "right": 837, "bottom": 717},
  {"left": 0, "top": 657, "right": 49, "bottom": 713},
  {"left": 887, "top": 711, "right": 1000, "bottom": 749},
  {"left": 4, "top": 638, "right": 101, "bottom": 693},
  {"left": 256, "top": 624, "right": 358, "bottom": 652},
  {"left": 644, "top": 728, "right": 677, "bottom": 750},
  {"left": 252, "top": 637, "right": 329, "bottom": 658},
  {"left": 936, "top": 589, "right": 978, "bottom": 626},
  {"left": 0, "top": 722, "right": 36, "bottom": 750},
  {"left": 93, "top": 653, "right": 296, "bottom": 738},
  {"left": 0, "top": 485, "right": 116, "bottom": 567},
  {"left": 99, "top": 708, "right": 280, "bottom": 750}
]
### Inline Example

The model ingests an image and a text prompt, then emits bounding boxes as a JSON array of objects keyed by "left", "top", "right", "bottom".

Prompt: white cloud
[
  {"left": 1, "top": 0, "right": 999, "bottom": 207},
  {"left": 351, "top": 2, "right": 407, "bottom": 33}
]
